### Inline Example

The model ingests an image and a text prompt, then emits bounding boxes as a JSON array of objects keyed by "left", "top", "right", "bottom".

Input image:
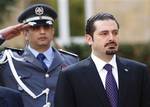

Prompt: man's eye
[
  {"left": 100, "top": 32, "right": 108, "bottom": 36},
  {"left": 112, "top": 31, "right": 118, "bottom": 36},
  {"left": 103, "top": 32, "right": 108, "bottom": 35}
]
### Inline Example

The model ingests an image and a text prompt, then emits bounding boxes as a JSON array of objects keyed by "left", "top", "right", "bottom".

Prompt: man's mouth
[
  {"left": 104, "top": 42, "right": 117, "bottom": 47},
  {"left": 38, "top": 37, "right": 47, "bottom": 41}
]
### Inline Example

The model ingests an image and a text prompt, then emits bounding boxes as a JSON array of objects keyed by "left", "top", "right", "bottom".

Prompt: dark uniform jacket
[
  {"left": 0, "top": 39, "right": 79, "bottom": 107},
  {"left": 0, "top": 86, "right": 24, "bottom": 107}
]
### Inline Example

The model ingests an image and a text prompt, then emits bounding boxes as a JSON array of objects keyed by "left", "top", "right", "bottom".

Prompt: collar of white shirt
[
  {"left": 91, "top": 53, "right": 119, "bottom": 88},
  {"left": 91, "top": 53, "right": 117, "bottom": 71}
]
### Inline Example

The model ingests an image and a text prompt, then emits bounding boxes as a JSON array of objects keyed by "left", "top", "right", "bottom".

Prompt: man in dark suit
[
  {"left": 0, "top": 86, "right": 23, "bottom": 107},
  {"left": 54, "top": 12, "right": 150, "bottom": 107},
  {"left": 0, "top": 3, "right": 78, "bottom": 107}
]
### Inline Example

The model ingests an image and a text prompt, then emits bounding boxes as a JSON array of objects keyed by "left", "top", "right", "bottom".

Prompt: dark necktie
[
  {"left": 37, "top": 53, "right": 48, "bottom": 71},
  {"left": 104, "top": 64, "right": 118, "bottom": 107}
]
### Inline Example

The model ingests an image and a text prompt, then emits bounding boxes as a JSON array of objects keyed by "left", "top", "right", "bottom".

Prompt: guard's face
[
  {"left": 26, "top": 25, "right": 54, "bottom": 51},
  {"left": 85, "top": 19, "right": 119, "bottom": 58}
]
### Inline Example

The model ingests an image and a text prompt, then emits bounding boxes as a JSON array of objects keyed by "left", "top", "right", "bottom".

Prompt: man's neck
[
  {"left": 29, "top": 45, "right": 50, "bottom": 53},
  {"left": 92, "top": 52, "right": 114, "bottom": 63}
]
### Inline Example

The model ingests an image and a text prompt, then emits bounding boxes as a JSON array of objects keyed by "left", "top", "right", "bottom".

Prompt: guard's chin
[{"left": 106, "top": 50, "right": 117, "bottom": 55}]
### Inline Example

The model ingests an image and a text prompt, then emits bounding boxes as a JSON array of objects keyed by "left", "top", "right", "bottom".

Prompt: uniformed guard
[{"left": 0, "top": 3, "right": 79, "bottom": 107}]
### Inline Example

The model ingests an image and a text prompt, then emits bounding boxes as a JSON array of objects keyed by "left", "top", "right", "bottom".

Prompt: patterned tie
[
  {"left": 104, "top": 64, "right": 118, "bottom": 107},
  {"left": 37, "top": 53, "right": 48, "bottom": 71}
]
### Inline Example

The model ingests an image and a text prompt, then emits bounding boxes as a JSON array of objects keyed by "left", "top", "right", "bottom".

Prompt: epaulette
[
  {"left": 58, "top": 49, "right": 78, "bottom": 57},
  {"left": 4, "top": 47, "right": 24, "bottom": 55}
]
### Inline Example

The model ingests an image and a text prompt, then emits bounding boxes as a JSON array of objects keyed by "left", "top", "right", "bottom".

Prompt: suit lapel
[
  {"left": 116, "top": 57, "right": 130, "bottom": 107},
  {"left": 84, "top": 57, "right": 111, "bottom": 107},
  {"left": 83, "top": 56, "right": 131, "bottom": 107}
]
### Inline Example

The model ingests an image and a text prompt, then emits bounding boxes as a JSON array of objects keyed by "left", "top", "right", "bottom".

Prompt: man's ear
[
  {"left": 84, "top": 34, "right": 93, "bottom": 45},
  {"left": 51, "top": 27, "right": 55, "bottom": 40},
  {"left": 23, "top": 30, "right": 29, "bottom": 41},
  {"left": 52, "top": 28, "right": 55, "bottom": 35}
]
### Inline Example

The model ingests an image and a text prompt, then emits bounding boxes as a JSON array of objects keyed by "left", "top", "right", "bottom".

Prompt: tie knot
[
  {"left": 37, "top": 53, "right": 46, "bottom": 61},
  {"left": 104, "top": 64, "right": 112, "bottom": 72}
]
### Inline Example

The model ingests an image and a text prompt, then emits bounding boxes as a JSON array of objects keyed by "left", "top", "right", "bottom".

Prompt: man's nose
[
  {"left": 109, "top": 33, "right": 114, "bottom": 41},
  {"left": 39, "top": 26, "right": 46, "bottom": 33}
]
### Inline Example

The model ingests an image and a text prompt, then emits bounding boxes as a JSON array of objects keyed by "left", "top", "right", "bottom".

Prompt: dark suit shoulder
[
  {"left": 63, "top": 57, "right": 91, "bottom": 73},
  {"left": 118, "top": 56, "right": 148, "bottom": 68}
]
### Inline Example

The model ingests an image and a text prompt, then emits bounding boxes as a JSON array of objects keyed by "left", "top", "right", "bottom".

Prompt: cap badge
[{"left": 35, "top": 7, "right": 44, "bottom": 16}]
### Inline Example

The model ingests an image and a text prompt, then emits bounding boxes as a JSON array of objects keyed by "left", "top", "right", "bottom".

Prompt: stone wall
[{"left": 93, "top": 0, "right": 150, "bottom": 44}]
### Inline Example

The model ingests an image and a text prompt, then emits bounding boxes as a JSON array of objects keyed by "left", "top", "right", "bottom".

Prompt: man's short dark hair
[{"left": 85, "top": 12, "right": 120, "bottom": 36}]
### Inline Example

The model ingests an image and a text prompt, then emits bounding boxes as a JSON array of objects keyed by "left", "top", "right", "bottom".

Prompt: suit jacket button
[{"left": 45, "top": 73, "right": 49, "bottom": 78}]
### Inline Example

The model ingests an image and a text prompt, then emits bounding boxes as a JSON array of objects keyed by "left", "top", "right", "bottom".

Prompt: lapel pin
[{"left": 124, "top": 68, "right": 128, "bottom": 72}]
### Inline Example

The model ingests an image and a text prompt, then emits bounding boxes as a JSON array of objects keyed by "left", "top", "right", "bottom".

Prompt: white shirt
[
  {"left": 28, "top": 45, "right": 54, "bottom": 68},
  {"left": 91, "top": 53, "right": 119, "bottom": 89}
]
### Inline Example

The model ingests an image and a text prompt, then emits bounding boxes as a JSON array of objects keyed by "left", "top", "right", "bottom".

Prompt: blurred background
[{"left": 0, "top": 0, "right": 150, "bottom": 67}]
